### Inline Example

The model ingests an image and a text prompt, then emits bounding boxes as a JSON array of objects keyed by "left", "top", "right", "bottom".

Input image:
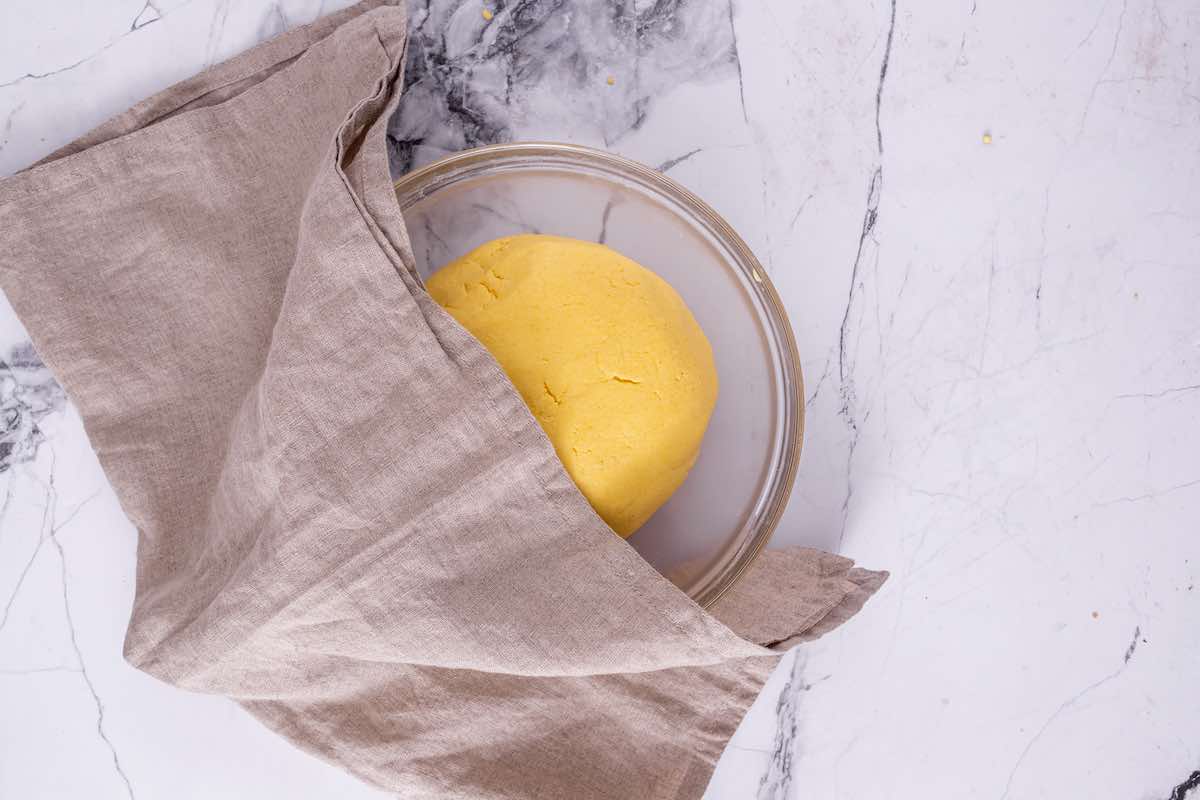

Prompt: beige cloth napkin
[{"left": 0, "top": 3, "right": 885, "bottom": 797}]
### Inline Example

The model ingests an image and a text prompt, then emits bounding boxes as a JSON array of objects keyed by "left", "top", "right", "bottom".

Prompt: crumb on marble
[
  {"left": 606, "top": 75, "right": 616, "bottom": 86},
  {"left": 482, "top": 8, "right": 493, "bottom": 20}
]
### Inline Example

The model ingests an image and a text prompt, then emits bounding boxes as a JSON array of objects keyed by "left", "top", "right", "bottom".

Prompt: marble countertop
[{"left": 2, "top": 1, "right": 1198, "bottom": 798}]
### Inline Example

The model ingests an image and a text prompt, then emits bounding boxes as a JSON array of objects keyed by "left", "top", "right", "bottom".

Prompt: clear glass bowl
[{"left": 394, "top": 142, "right": 802, "bottom": 608}]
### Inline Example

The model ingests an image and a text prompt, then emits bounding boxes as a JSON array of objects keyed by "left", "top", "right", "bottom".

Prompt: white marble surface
[{"left": 2, "top": 1, "right": 1199, "bottom": 798}]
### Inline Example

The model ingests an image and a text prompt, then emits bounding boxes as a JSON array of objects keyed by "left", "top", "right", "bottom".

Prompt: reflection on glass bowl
[{"left": 395, "top": 142, "right": 803, "bottom": 608}]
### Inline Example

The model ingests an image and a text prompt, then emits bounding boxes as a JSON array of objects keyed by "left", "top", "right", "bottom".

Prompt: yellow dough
[{"left": 427, "top": 234, "right": 718, "bottom": 537}]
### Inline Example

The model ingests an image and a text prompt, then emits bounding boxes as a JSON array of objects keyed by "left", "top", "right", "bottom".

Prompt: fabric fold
[
  {"left": 0, "top": 3, "right": 885, "bottom": 798},
  {"left": 708, "top": 548, "right": 889, "bottom": 650}
]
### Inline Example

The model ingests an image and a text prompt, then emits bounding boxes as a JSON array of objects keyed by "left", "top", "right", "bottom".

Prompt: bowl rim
[{"left": 394, "top": 141, "right": 804, "bottom": 609}]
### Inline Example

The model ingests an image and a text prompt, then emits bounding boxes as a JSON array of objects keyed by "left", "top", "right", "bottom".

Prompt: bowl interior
[{"left": 395, "top": 144, "right": 801, "bottom": 607}]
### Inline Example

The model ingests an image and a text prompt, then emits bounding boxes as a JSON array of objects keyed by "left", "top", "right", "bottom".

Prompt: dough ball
[{"left": 426, "top": 234, "right": 718, "bottom": 537}]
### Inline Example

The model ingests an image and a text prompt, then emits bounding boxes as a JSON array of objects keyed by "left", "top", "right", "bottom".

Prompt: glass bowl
[{"left": 394, "top": 142, "right": 802, "bottom": 608}]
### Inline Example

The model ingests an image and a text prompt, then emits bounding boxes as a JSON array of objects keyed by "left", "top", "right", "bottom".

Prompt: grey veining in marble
[
  {"left": 830, "top": 0, "right": 893, "bottom": 551},
  {"left": 0, "top": 344, "right": 65, "bottom": 474},
  {"left": 389, "top": 0, "right": 741, "bottom": 174},
  {"left": 756, "top": 651, "right": 802, "bottom": 800}
]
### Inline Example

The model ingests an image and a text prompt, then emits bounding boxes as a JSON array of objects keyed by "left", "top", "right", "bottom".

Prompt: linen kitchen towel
[{"left": 0, "top": 2, "right": 885, "bottom": 798}]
